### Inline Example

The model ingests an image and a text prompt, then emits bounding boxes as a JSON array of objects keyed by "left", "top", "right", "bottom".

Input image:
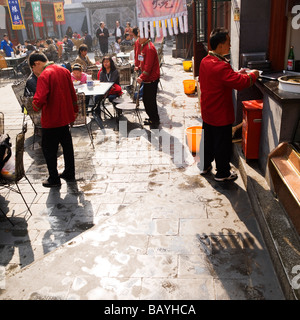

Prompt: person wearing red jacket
[
  {"left": 29, "top": 52, "right": 78, "bottom": 187},
  {"left": 137, "top": 37, "right": 160, "bottom": 129},
  {"left": 199, "top": 28, "right": 259, "bottom": 181},
  {"left": 132, "top": 27, "right": 141, "bottom": 71}
]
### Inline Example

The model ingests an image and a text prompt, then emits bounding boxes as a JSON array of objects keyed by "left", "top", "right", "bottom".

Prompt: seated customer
[
  {"left": 71, "top": 63, "right": 87, "bottom": 84},
  {"left": 71, "top": 63, "right": 90, "bottom": 108},
  {"left": 74, "top": 44, "right": 95, "bottom": 72},
  {"left": 113, "top": 37, "right": 122, "bottom": 54},
  {"left": 121, "top": 33, "right": 133, "bottom": 46},
  {"left": 63, "top": 35, "right": 74, "bottom": 52},
  {"left": 99, "top": 56, "right": 122, "bottom": 102},
  {"left": 44, "top": 39, "right": 58, "bottom": 61}
]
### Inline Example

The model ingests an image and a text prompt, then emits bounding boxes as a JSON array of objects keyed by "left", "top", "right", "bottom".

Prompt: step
[{"left": 268, "top": 142, "right": 300, "bottom": 235}]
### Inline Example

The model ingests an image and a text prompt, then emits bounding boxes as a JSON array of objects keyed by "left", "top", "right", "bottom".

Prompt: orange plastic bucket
[
  {"left": 186, "top": 126, "right": 202, "bottom": 153},
  {"left": 183, "top": 79, "right": 196, "bottom": 94}
]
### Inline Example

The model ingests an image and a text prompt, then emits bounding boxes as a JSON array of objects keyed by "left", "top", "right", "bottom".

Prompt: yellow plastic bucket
[
  {"left": 183, "top": 60, "right": 192, "bottom": 72},
  {"left": 183, "top": 79, "right": 196, "bottom": 94},
  {"left": 186, "top": 126, "right": 202, "bottom": 153}
]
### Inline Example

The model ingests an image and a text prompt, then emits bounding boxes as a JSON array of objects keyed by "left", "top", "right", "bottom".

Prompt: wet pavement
[{"left": 0, "top": 45, "right": 285, "bottom": 300}]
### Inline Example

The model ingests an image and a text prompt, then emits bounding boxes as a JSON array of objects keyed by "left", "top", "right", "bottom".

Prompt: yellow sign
[{"left": 53, "top": 2, "right": 65, "bottom": 23}]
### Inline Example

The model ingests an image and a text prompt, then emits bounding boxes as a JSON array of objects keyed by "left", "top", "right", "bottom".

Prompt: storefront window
[
  {"left": 106, "top": 13, "right": 120, "bottom": 30},
  {"left": 212, "top": 0, "right": 231, "bottom": 30},
  {"left": 26, "top": 22, "right": 35, "bottom": 41},
  {"left": 195, "top": 0, "right": 207, "bottom": 43}
]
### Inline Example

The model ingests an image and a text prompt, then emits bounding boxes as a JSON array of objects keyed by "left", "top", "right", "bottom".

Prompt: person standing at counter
[
  {"left": 0, "top": 34, "right": 14, "bottom": 57},
  {"left": 199, "top": 27, "right": 259, "bottom": 182}
]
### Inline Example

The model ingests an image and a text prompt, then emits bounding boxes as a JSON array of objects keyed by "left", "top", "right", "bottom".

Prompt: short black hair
[
  {"left": 209, "top": 28, "right": 229, "bottom": 50},
  {"left": 78, "top": 43, "right": 88, "bottom": 55},
  {"left": 28, "top": 51, "right": 48, "bottom": 67},
  {"left": 132, "top": 27, "right": 139, "bottom": 37}
]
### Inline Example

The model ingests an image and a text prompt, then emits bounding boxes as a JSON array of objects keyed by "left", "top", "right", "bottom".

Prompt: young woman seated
[{"left": 98, "top": 55, "right": 123, "bottom": 102}]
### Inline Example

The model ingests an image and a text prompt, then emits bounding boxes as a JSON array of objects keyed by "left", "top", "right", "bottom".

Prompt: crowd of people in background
[{"left": 0, "top": 29, "right": 94, "bottom": 62}]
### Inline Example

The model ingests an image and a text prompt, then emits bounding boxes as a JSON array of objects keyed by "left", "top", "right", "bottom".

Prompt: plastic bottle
[
  {"left": 287, "top": 46, "right": 294, "bottom": 71},
  {"left": 87, "top": 74, "right": 93, "bottom": 89}
]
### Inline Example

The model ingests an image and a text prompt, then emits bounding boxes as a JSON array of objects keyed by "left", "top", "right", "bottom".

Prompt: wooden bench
[{"left": 268, "top": 142, "right": 300, "bottom": 235}]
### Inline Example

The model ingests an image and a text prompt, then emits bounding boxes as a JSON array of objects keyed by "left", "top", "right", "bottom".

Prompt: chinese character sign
[
  {"left": 6, "top": 0, "right": 25, "bottom": 30},
  {"left": 31, "top": 2, "right": 44, "bottom": 27},
  {"left": 53, "top": 2, "right": 65, "bottom": 24},
  {"left": 137, "top": 0, "right": 188, "bottom": 38}
]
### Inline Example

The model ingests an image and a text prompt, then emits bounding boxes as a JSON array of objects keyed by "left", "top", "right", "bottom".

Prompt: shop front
[
  {"left": 193, "top": 0, "right": 300, "bottom": 176},
  {"left": 0, "top": 0, "right": 62, "bottom": 45}
]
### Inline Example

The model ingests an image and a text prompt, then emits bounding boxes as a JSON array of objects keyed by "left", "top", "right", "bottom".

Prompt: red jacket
[
  {"left": 139, "top": 40, "right": 160, "bottom": 83},
  {"left": 134, "top": 38, "right": 141, "bottom": 68},
  {"left": 199, "top": 54, "right": 257, "bottom": 126},
  {"left": 33, "top": 63, "right": 78, "bottom": 128}
]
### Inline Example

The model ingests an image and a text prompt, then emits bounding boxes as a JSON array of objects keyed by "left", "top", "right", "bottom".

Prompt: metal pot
[{"left": 278, "top": 76, "right": 300, "bottom": 94}]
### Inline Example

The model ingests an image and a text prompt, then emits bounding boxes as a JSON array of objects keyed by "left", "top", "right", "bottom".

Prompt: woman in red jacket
[{"left": 199, "top": 28, "right": 259, "bottom": 181}]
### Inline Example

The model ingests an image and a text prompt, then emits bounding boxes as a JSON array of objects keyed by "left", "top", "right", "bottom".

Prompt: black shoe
[
  {"left": 214, "top": 172, "right": 238, "bottom": 182},
  {"left": 59, "top": 172, "right": 76, "bottom": 182},
  {"left": 42, "top": 178, "right": 61, "bottom": 188}
]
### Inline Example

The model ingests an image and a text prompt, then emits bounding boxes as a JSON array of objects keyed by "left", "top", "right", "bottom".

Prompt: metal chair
[
  {"left": 112, "top": 79, "right": 143, "bottom": 129},
  {"left": 12, "top": 80, "right": 26, "bottom": 119},
  {"left": 20, "top": 96, "right": 42, "bottom": 149},
  {"left": 72, "top": 92, "right": 94, "bottom": 148},
  {"left": 0, "top": 124, "right": 37, "bottom": 225}
]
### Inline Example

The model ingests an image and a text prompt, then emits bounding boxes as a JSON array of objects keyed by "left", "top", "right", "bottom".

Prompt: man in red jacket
[
  {"left": 199, "top": 28, "right": 259, "bottom": 181},
  {"left": 29, "top": 52, "right": 78, "bottom": 187},
  {"left": 137, "top": 36, "right": 160, "bottom": 129}
]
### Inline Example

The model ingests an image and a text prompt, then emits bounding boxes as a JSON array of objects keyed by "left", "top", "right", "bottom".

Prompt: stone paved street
[{"left": 0, "top": 45, "right": 285, "bottom": 299}]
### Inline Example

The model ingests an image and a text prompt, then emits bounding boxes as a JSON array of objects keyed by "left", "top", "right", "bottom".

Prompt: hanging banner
[
  {"left": 137, "top": 0, "right": 188, "bottom": 36},
  {"left": 53, "top": 2, "right": 65, "bottom": 25},
  {"left": 6, "top": 0, "right": 25, "bottom": 30},
  {"left": 31, "top": 1, "right": 44, "bottom": 27}
]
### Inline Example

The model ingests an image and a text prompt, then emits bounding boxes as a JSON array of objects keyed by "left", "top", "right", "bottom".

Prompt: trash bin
[{"left": 242, "top": 100, "right": 263, "bottom": 159}]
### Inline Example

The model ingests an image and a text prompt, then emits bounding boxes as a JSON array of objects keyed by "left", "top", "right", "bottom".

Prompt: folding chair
[
  {"left": 11, "top": 80, "right": 26, "bottom": 122},
  {"left": 0, "top": 124, "right": 37, "bottom": 225},
  {"left": 72, "top": 92, "right": 94, "bottom": 148},
  {"left": 21, "top": 96, "right": 42, "bottom": 149}
]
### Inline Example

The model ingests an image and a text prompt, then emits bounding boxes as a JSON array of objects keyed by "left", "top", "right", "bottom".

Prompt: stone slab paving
[{"left": 0, "top": 46, "right": 284, "bottom": 299}]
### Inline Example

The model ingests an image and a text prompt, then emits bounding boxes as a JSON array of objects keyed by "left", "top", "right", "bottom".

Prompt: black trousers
[
  {"left": 99, "top": 41, "right": 108, "bottom": 55},
  {"left": 203, "top": 121, "right": 232, "bottom": 178},
  {"left": 142, "top": 79, "right": 160, "bottom": 123},
  {"left": 42, "top": 125, "right": 75, "bottom": 181}
]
